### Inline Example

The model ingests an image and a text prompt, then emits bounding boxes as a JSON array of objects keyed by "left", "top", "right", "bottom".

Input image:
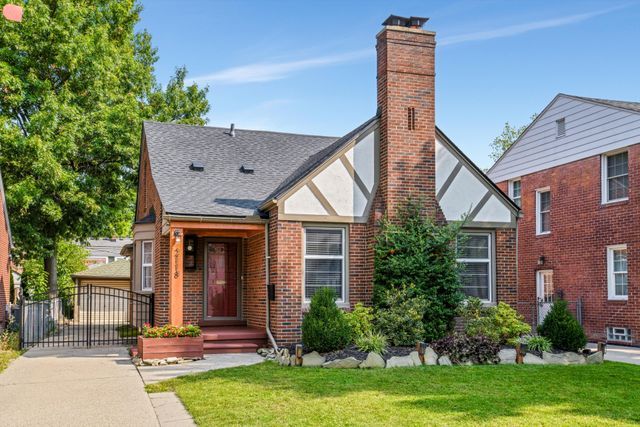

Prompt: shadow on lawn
[{"left": 157, "top": 362, "right": 640, "bottom": 425}]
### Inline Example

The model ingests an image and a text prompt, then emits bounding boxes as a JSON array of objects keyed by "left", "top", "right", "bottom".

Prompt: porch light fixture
[
  {"left": 538, "top": 255, "right": 545, "bottom": 265},
  {"left": 173, "top": 229, "right": 182, "bottom": 243}
]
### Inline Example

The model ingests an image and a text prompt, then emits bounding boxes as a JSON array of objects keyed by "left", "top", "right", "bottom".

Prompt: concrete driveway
[{"left": 0, "top": 347, "right": 159, "bottom": 426}]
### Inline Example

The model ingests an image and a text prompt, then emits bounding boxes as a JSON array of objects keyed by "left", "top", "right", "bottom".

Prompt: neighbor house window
[
  {"left": 556, "top": 118, "right": 566, "bottom": 137},
  {"left": 141, "top": 241, "right": 153, "bottom": 291},
  {"left": 509, "top": 179, "right": 521, "bottom": 207},
  {"left": 607, "top": 327, "right": 631, "bottom": 343},
  {"left": 304, "top": 227, "right": 345, "bottom": 302},
  {"left": 607, "top": 244, "right": 628, "bottom": 300},
  {"left": 536, "top": 188, "right": 551, "bottom": 235},
  {"left": 457, "top": 233, "right": 492, "bottom": 302},
  {"left": 602, "top": 151, "right": 629, "bottom": 203}
]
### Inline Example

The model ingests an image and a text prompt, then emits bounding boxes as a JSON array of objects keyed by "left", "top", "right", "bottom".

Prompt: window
[
  {"left": 602, "top": 151, "right": 629, "bottom": 203},
  {"left": 556, "top": 118, "right": 566, "bottom": 137},
  {"left": 607, "top": 327, "right": 631, "bottom": 343},
  {"left": 536, "top": 189, "right": 551, "bottom": 235},
  {"left": 141, "top": 241, "right": 153, "bottom": 291},
  {"left": 607, "top": 244, "right": 628, "bottom": 300},
  {"left": 509, "top": 179, "right": 521, "bottom": 207},
  {"left": 457, "top": 233, "right": 492, "bottom": 302},
  {"left": 304, "top": 227, "right": 346, "bottom": 302}
]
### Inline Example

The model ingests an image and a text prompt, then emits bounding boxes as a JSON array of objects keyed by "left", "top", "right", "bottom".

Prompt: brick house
[
  {"left": 489, "top": 94, "right": 640, "bottom": 346},
  {"left": 0, "top": 168, "right": 13, "bottom": 329},
  {"left": 131, "top": 15, "right": 519, "bottom": 351}
]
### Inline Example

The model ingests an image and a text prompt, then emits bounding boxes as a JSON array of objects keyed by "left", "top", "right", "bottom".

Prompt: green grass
[
  {"left": 116, "top": 324, "right": 140, "bottom": 338},
  {"left": 147, "top": 361, "right": 640, "bottom": 426},
  {"left": 0, "top": 350, "right": 21, "bottom": 373}
]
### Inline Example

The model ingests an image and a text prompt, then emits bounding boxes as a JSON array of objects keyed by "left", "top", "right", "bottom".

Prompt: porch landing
[{"left": 201, "top": 326, "right": 267, "bottom": 354}]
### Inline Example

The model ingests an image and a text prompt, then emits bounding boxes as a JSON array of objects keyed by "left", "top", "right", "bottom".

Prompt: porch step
[
  {"left": 201, "top": 326, "right": 267, "bottom": 354},
  {"left": 199, "top": 319, "right": 247, "bottom": 327}
]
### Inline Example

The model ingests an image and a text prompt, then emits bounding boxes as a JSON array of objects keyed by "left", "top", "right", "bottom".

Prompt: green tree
[
  {"left": 0, "top": 0, "right": 209, "bottom": 294},
  {"left": 489, "top": 114, "right": 538, "bottom": 163}
]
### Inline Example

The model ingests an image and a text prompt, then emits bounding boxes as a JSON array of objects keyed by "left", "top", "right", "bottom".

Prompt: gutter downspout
[{"left": 264, "top": 223, "right": 278, "bottom": 350}]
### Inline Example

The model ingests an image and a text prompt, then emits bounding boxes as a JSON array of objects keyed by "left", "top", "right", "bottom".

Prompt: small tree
[
  {"left": 373, "top": 199, "right": 465, "bottom": 342},
  {"left": 301, "top": 288, "right": 352, "bottom": 352},
  {"left": 489, "top": 114, "right": 538, "bottom": 162},
  {"left": 538, "top": 300, "right": 587, "bottom": 352}
]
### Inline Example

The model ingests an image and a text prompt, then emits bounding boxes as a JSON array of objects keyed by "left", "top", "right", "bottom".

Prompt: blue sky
[{"left": 139, "top": 0, "right": 640, "bottom": 170}]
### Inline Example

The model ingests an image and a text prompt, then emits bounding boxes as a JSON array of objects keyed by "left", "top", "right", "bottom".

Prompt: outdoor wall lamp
[
  {"left": 173, "top": 229, "right": 182, "bottom": 243},
  {"left": 538, "top": 255, "right": 545, "bottom": 265}
]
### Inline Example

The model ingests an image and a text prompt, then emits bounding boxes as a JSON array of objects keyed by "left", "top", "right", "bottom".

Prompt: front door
[
  {"left": 205, "top": 241, "right": 239, "bottom": 319},
  {"left": 536, "top": 270, "right": 554, "bottom": 324}
]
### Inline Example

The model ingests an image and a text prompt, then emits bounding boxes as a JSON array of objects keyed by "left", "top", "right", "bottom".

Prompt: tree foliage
[
  {"left": 301, "top": 288, "right": 352, "bottom": 352},
  {"left": 538, "top": 299, "right": 587, "bottom": 352},
  {"left": 373, "top": 199, "right": 465, "bottom": 342},
  {"left": 489, "top": 114, "right": 538, "bottom": 163},
  {"left": 0, "top": 0, "right": 209, "bottom": 285}
]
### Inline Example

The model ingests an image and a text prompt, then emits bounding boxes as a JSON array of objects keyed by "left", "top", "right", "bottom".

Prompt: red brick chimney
[{"left": 376, "top": 15, "right": 437, "bottom": 219}]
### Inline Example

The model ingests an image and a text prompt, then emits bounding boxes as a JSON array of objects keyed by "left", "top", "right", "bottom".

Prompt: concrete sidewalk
[
  {"left": 0, "top": 347, "right": 159, "bottom": 426},
  {"left": 588, "top": 343, "right": 640, "bottom": 365}
]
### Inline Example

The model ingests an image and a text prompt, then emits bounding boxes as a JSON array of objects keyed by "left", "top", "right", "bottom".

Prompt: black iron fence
[
  {"left": 516, "top": 296, "right": 583, "bottom": 330},
  {"left": 20, "top": 285, "right": 153, "bottom": 349}
]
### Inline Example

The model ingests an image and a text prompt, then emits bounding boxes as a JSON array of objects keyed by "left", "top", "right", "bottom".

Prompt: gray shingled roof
[
  {"left": 72, "top": 259, "right": 130, "bottom": 280},
  {"left": 568, "top": 95, "right": 640, "bottom": 113},
  {"left": 143, "top": 121, "right": 340, "bottom": 217}
]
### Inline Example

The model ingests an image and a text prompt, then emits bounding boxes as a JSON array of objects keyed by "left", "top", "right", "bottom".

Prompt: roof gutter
[{"left": 163, "top": 212, "right": 267, "bottom": 224}]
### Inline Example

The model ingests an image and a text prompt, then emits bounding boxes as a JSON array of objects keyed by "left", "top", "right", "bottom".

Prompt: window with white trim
[
  {"left": 509, "top": 179, "right": 521, "bottom": 207},
  {"left": 607, "top": 244, "right": 628, "bottom": 300},
  {"left": 304, "top": 227, "right": 345, "bottom": 301},
  {"left": 457, "top": 233, "right": 493, "bottom": 302},
  {"left": 602, "top": 151, "right": 628, "bottom": 203},
  {"left": 556, "top": 118, "right": 566, "bottom": 137},
  {"left": 607, "top": 327, "right": 631, "bottom": 343},
  {"left": 536, "top": 189, "right": 551, "bottom": 235},
  {"left": 141, "top": 240, "right": 153, "bottom": 291}
]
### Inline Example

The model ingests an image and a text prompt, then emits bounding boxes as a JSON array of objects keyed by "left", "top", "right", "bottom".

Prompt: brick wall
[
  {"left": 244, "top": 232, "right": 266, "bottom": 329},
  {"left": 497, "top": 145, "right": 640, "bottom": 345},
  {"left": 0, "top": 185, "right": 10, "bottom": 328}
]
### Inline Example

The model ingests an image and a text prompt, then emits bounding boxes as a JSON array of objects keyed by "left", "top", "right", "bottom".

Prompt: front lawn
[
  {"left": 147, "top": 361, "right": 640, "bottom": 426},
  {"left": 0, "top": 350, "right": 21, "bottom": 373}
]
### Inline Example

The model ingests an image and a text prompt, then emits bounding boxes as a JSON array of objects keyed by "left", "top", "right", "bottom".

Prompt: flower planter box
[{"left": 137, "top": 335, "right": 204, "bottom": 360}]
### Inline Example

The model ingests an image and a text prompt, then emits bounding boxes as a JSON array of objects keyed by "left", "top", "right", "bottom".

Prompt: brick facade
[{"left": 497, "top": 144, "right": 640, "bottom": 345}]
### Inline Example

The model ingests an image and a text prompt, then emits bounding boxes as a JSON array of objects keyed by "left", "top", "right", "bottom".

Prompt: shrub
[
  {"left": 356, "top": 332, "right": 388, "bottom": 354},
  {"left": 301, "top": 288, "right": 352, "bottom": 352},
  {"left": 431, "top": 333, "right": 500, "bottom": 364},
  {"left": 538, "top": 300, "right": 587, "bottom": 352},
  {"left": 0, "top": 316, "right": 20, "bottom": 351},
  {"left": 466, "top": 302, "right": 531, "bottom": 345},
  {"left": 519, "top": 334, "right": 552, "bottom": 353},
  {"left": 374, "top": 284, "right": 428, "bottom": 346},
  {"left": 344, "top": 303, "right": 374, "bottom": 341},
  {"left": 142, "top": 324, "right": 201, "bottom": 338},
  {"left": 373, "top": 199, "right": 465, "bottom": 341}
]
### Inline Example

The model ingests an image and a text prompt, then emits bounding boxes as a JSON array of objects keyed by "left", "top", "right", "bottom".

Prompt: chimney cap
[{"left": 382, "top": 15, "right": 429, "bottom": 29}]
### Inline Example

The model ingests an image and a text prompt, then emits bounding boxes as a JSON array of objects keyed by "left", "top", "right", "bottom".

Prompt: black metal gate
[{"left": 20, "top": 285, "right": 153, "bottom": 349}]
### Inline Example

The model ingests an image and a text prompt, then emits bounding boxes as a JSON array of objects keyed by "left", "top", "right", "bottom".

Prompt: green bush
[
  {"left": 538, "top": 300, "right": 587, "bottom": 352},
  {"left": 344, "top": 303, "right": 374, "bottom": 341},
  {"left": 301, "top": 288, "right": 352, "bottom": 352},
  {"left": 465, "top": 302, "right": 531, "bottom": 345},
  {"left": 431, "top": 333, "right": 500, "bottom": 364},
  {"left": 373, "top": 199, "right": 465, "bottom": 342},
  {"left": 374, "top": 284, "right": 428, "bottom": 346},
  {"left": 519, "top": 335, "right": 552, "bottom": 353},
  {"left": 142, "top": 323, "right": 201, "bottom": 338},
  {"left": 355, "top": 332, "right": 388, "bottom": 354}
]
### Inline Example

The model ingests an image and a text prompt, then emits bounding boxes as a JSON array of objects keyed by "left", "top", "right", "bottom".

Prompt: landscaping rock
[
  {"left": 276, "top": 348, "right": 290, "bottom": 366},
  {"left": 523, "top": 353, "right": 546, "bottom": 365},
  {"left": 322, "top": 357, "right": 361, "bottom": 369},
  {"left": 586, "top": 351, "right": 604, "bottom": 365},
  {"left": 499, "top": 348, "right": 517, "bottom": 364},
  {"left": 302, "top": 351, "right": 325, "bottom": 367},
  {"left": 410, "top": 351, "right": 422, "bottom": 366},
  {"left": 386, "top": 355, "right": 415, "bottom": 368},
  {"left": 424, "top": 347, "right": 438, "bottom": 365},
  {"left": 542, "top": 351, "right": 586, "bottom": 365},
  {"left": 166, "top": 357, "right": 179, "bottom": 364},
  {"left": 290, "top": 355, "right": 297, "bottom": 366},
  {"left": 438, "top": 355, "right": 452, "bottom": 366},
  {"left": 131, "top": 356, "right": 142, "bottom": 366},
  {"left": 359, "top": 352, "right": 386, "bottom": 369}
]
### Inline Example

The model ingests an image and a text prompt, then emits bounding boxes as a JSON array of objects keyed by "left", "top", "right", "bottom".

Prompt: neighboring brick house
[
  {"left": 131, "top": 15, "right": 519, "bottom": 351},
  {"left": 0, "top": 168, "right": 13, "bottom": 329},
  {"left": 489, "top": 94, "right": 640, "bottom": 346}
]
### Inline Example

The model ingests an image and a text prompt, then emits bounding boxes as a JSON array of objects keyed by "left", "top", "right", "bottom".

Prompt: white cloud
[
  {"left": 187, "top": 49, "right": 372, "bottom": 85},
  {"left": 440, "top": 6, "right": 625, "bottom": 46}
]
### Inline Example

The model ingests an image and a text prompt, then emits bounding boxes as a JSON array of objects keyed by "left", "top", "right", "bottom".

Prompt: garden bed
[{"left": 137, "top": 336, "right": 204, "bottom": 360}]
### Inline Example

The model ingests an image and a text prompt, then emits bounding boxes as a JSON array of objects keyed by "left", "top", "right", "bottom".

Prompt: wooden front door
[{"left": 205, "top": 241, "right": 239, "bottom": 318}]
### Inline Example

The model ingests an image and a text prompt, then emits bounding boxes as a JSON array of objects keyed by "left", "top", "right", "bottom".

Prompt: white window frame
[
  {"left": 535, "top": 187, "right": 551, "bottom": 236},
  {"left": 457, "top": 232, "right": 493, "bottom": 303},
  {"left": 303, "top": 226, "right": 347, "bottom": 304},
  {"left": 607, "top": 326, "right": 631, "bottom": 343},
  {"left": 601, "top": 150, "right": 629, "bottom": 204},
  {"left": 141, "top": 240, "right": 153, "bottom": 291},
  {"left": 508, "top": 179, "right": 521, "bottom": 207},
  {"left": 607, "top": 244, "right": 628, "bottom": 301}
]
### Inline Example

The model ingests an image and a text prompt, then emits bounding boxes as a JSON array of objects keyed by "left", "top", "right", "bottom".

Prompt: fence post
[
  {"left": 19, "top": 301, "right": 24, "bottom": 349},
  {"left": 87, "top": 285, "right": 92, "bottom": 348},
  {"left": 149, "top": 293, "right": 155, "bottom": 326}
]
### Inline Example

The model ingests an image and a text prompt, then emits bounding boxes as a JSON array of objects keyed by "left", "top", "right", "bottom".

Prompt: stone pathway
[{"left": 149, "top": 393, "right": 196, "bottom": 426}]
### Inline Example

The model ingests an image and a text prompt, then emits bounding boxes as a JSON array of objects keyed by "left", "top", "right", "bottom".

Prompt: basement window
[{"left": 607, "top": 327, "right": 631, "bottom": 343}]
